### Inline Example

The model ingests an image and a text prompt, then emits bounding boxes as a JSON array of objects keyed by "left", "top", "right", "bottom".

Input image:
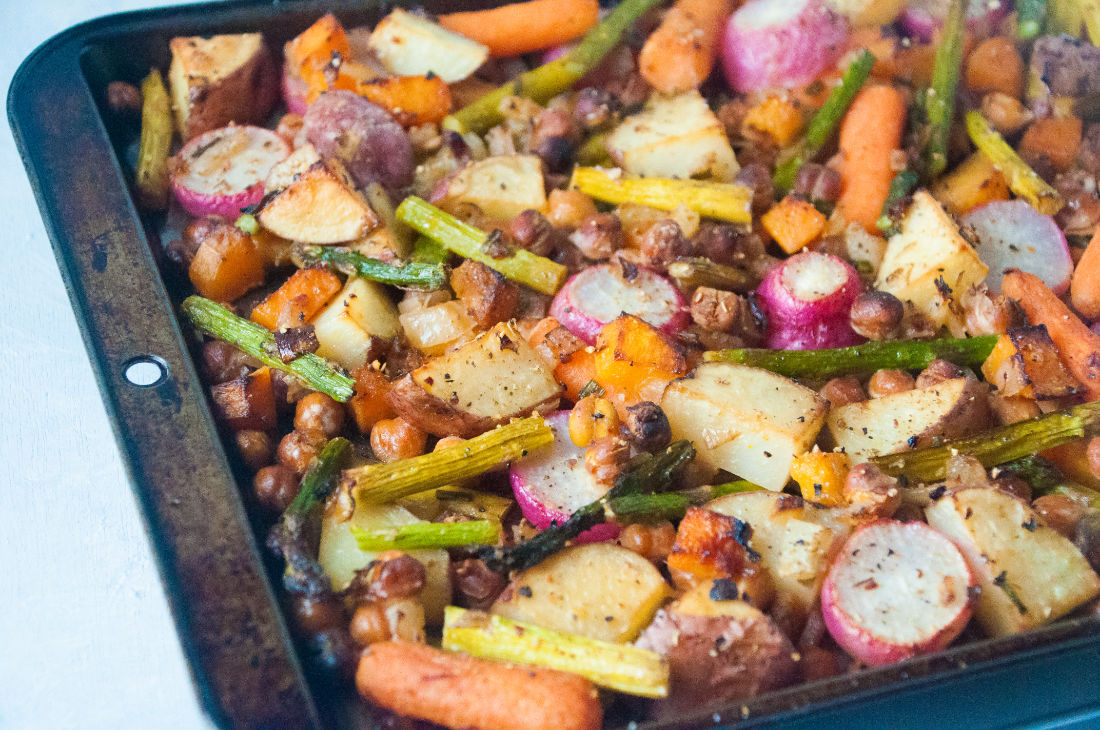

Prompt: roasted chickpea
[
  {"left": 1033, "top": 494, "right": 1087, "bottom": 539},
  {"left": 915, "top": 359, "right": 966, "bottom": 388},
  {"left": 277, "top": 428, "right": 327, "bottom": 473},
  {"left": 434, "top": 435, "right": 466, "bottom": 452},
  {"left": 235, "top": 430, "right": 273, "bottom": 470},
  {"left": 291, "top": 594, "right": 345, "bottom": 636},
  {"left": 370, "top": 418, "right": 428, "bottom": 463},
  {"left": 106, "top": 81, "right": 142, "bottom": 114},
  {"left": 349, "top": 602, "right": 390, "bottom": 646},
  {"left": 453, "top": 558, "right": 507, "bottom": 610},
  {"left": 623, "top": 401, "right": 671, "bottom": 451},
  {"left": 849, "top": 291, "right": 904, "bottom": 341},
  {"left": 585, "top": 435, "right": 630, "bottom": 485},
  {"left": 294, "top": 392, "right": 344, "bottom": 436},
  {"left": 866, "top": 369, "right": 915, "bottom": 398},
  {"left": 547, "top": 189, "right": 597, "bottom": 229},
  {"left": 618, "top": 521, "right": 677, "bottom": 563},
  {"left": 253, "top": 464, "right": 299, "bottom": 512},
  {"left": 991, "top": 473, "right": 1032, "bottom": 502},
  {"left": 820, "top": 376, "right": 866, "bottom": 407}
]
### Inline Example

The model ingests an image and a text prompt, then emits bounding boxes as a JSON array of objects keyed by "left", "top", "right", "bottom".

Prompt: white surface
[{"left": 1, "top": 2, "right": 212, "bottom": 728}]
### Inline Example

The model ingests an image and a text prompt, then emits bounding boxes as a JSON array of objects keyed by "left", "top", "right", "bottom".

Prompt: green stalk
[
  {"left": 411, "top": 235, "right": 449, "bottom": 265},
  {"left": 774, "top": 49, "right": 875, "bottom": 191},
  {"left": 444, "top": 0, "right": 661, "bottom": 134},
  {"left": 396, "top": 196, "right": 567, "bottom": 295},
  {"left": 1047, "top": 0, "right": 1084, "bottom": 34},
  {"left": 966, "top": 111, "right": 1064, "bottom": 215},
  {"left": 575, "top": 132, "right": 611, "bottom": 166},
  {"left": 876, "top": 169, "right": 920, "bottom": 236},
  {"left": 571, "top": 167, "right": 753, "bottom": 224},
  {"left": 871, "top": 401, "right": 1100, "bottom": 483},
  {"left": 668, "top": 258, "right": 755, "bottom": 292},
  {"left": 347, "top": 415, "right": 553, "bottom": 504},
  {"left": 296, "top": 245, "right": 446, "bottom": 290},
  {"left": 999, "top": 455, "right": 1100, "bottom": 507},
  {"left": 351, "top": 520, "right": 500, "bottom": 551},
  {"left": 443, "top": 607, "right": 669, "bottom": 698},
  {"left": 181, "top": 296, "right": 355, "bottom": 402},
  {"left": 479, "top": 441, "right": 695, "bottom": 573},
  {"left": 1017, "top": 0, "right": 1048, "bottom": 38},
  {"left": 704, "top": 335, "right": 998, "bottom": 379},
  {"left": 135, "top": 68, "right": 172, "bottom": 210},
  {"left": 607, "top": 480, "right": 765, "bottom": 523},
  {"left": 925, "top": 0, "right": 967, "bottom": 179},
  {"left": 288, "top": 437, "right": 351, "bottom": 516}
]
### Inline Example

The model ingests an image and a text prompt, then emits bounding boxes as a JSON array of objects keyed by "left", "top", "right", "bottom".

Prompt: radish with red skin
[
  {"left": 170, "top": 125, "right": 291, "bottom": 219},
  {"left": 549, "top": 263, "right": 689, "bottom": 345},
  {"left": 756, "top": 251, "right": 863, "bottom": 350},
  {"left": 282, "top": 65, "right": 310, "bottom": 115},
  {"left": 899, "top": 0, "right": 1010, "bottom": 43},
  {"left": 822, "top": 520, "right": 976, "bottom": 666},
  {"left": 962, "top": 200, "right": 1073, "bottom": 296},
  {"left": 509, "top": 411, "right": 619, "bottom": 543},
  {"left": 721, "top": 0, "right": 849, "bottom": 94}
]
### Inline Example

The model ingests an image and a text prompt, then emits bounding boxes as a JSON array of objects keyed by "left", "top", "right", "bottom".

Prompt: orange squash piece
[
  {"left": 188, "top": 226, "right": 266, "bottom": 302},
  {"left": 594, "top": 315, "right": 688, "bottom": 415},
  {"left": 790, "top": 451, "right": 851, "bottom": 507},
  {"left": 761, "top": 195, "right": 827, "bottom": 254},
  {"left": 251, "top": 268, "right": 342, "bottom": 331},
  {"left": 210, "top": 366, "right": 276, "bottom": 431},
  {"left": 666, "top": 507, "right": 750, "bottom": 581},
  {"left": 285, "top": 13, "right": 351, "bottom": 77}
]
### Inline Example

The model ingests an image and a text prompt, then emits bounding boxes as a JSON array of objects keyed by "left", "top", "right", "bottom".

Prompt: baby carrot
[
  {"left": 835, "top": 84, "right": 908, "bottom": 232},
  {"left": 1071, "top": 228, "right": 1100, "bottom": 321},
  {"left": 438, "top": 0, "right": 599, "bottom": 58},
  {"left": 638, "top": 0, "right": 733, "bottom": 94},
  {"left": 1003, "top": 269, "right": 1100, "bottom": 400},
  {"left": 357, "top": 641, "right": 602, "bottom": 730}
]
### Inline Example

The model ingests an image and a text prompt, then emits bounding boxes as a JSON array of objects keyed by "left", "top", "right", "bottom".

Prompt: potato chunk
[
  {"left": 435, "top": 155, "right": 548, "bottom": 221},
  {"left": 368, "top": 9, "right": 490, "bottom": 83},
  {"left": 168, "top": 33, "right": 277, "bottom": 140},
  {"left": 257, "top": 160, "right": 378, "bottom": 244}
]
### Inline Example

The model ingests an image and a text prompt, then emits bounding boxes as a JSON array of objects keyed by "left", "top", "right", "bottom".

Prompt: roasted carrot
[
  {"left": 438, "top": 0, "right": 600, "bottom": 58},
  {"left": 1002, "top": 269, "right": 1100, "bottom": 400},
  {"left": 965, "top": 36, "right": 1024, "bottom": 99},
  {"left": 356, "top": 641, "right": 602, "bottom": 730},
  {"left": 1072, "top": 229, "right": 1100, "bottom": 321},
  {"left": 638, "top": 0, "right": 733, "bottom": 94},
  {"left": 355, "top": 75, "right": 452, "bottom": 126},
  {"left": 834, "top": 84, "right": 907, "bottom": 232},
  {"left": 250, "top": 268, "right": 342, "bottom": 331}
]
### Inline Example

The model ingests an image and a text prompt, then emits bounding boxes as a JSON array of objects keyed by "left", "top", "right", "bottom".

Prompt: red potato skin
[
  {"left": 357, "top": 642, "right": 602, "bottom": 730},
  {"left": 821, "top": 520, "right": 976, "bottom": 666}
]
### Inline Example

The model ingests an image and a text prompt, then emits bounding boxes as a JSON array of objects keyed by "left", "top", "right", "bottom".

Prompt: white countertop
[{"left": 2, "top": 2, "right": 211, "bottom": 728}]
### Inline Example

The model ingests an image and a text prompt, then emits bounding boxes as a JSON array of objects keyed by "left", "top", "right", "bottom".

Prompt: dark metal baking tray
[{"left": 9, "top": 1, "right": 1100, "bottom": 727}]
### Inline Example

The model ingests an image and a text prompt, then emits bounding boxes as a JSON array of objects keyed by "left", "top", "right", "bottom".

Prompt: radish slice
[
  {"left": 721, "top": 0, "right": 849, "bottom": 94},
  {"left": 550, "top": 263, "right": 689, "bottom": 345},
  {"left": 899, "top": 0, "right": 1010, "bottom": 43},
  {"left": 962, "top": 200, "right": 1073, "bottom": 296},
  {"left": 282, "top": 64, "right": 310, "bottom": 116},
  {"left": 756, "top": 251, "right": 863, "bottom": 350},
  {"left": 170, "top": 125, "right": 291, "bottom": 219},
  {"left": 822, "top": 520, "right": 976, "bottom": 666},
  {"left": 509, "top": 411, "right": 620, "bottom": 543}
]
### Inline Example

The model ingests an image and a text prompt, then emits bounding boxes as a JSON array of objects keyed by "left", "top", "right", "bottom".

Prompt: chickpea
[
  {"left": 623, "top": 401, "right": 672, "bottom": 451},
  {"left": 106, "top": 81, "right": 142, "bottom": 114},
  {"left": 849, "top": 291, "right": 904, "bottom": 341},
  {"left": 453, "top": 558, "right": 507, "bottom": 610},
  {"left": 980, "top": 92, "right": 1032, "bottom": 135},
  {"left": 434, "top": 435, "right": 466, "bottom": 452},
  {"left": 294, "top": 392, "right": 344, "bottom": 437},
  {"left": 991, "top": 474, "right": 1032, "bottom": 502},
  {"left": 1033, "top": 494, "right": 1087, "bottom": 539},
  {"left": 349, "top": 602, "right": 390, "bottom": 646},
  {"left": 547, "top": 189, "right": 597, "bottom": 229},
  {"left": 618, "top": 521, "right": 677, "bottom": 563},
  {"left": 383, "top": 598, "right": 426, "bottom": 643},
  {"left": 867, "top": 369, "right": 915, "bottom": 398},
  {"left": 585, "top": 435, "right": 630, "bottom": 485},
  {"left": 235, "top": 430, "right": 273, "bottom": 470},
  {"left": 365, "top": 552, "right": 428, "bottom": 601},
  {"left": 291, "top": 594, "right": 345, "bottom": 636},
  {"left": 820, "top": 376, "right": 866, "bottom": 407},
  {"left": 253, "top": 464, "right": 299, "bottom": 512},
  {"left": 800, "top": 646, "right": 843, "bottom": 682},
  {"left": 277, "top": 428, "right": 327, "bottom": 473},
  {"left": 915, "top": 359, "right": 966, "bottom": 388},
  {"left": 370, "top": 418, "right": 428, "bottom": 463},
  {"left": 569, "top": 395, "right": 619, "bottom": 447},
  {"left": 733, "top": 163, "right": 776, "bottom": 216}
]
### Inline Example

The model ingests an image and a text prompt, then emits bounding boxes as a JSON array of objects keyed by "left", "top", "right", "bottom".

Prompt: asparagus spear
[
  {"left": 395, "top": 196, "right": 567, "bottom": 295},
  {"left": 607, "top": 480, "right": 764, "bottom": 523},
  {"left": 965, "top": 111, "right": 1064, "bottom": 215},
  {"left": 871, "top": 401, "right": 1100, "bottom": 483},
  {"left": 999, "top": 455, "right": 1100, "bottom": 507},
  {"left": 135, "top": 68, "right": 172, "bottom": 210},
  {"left": 876, "top": 169, "right": 920, "bottom": 236},
  {"left": 774, "top": 49, "right": 875, "bottom": 191},
  {"left": 924, "top": 0, "right": 966, "bottom": 179},
  {"left": 1047, "top": 0, "right": 1084, "bottom": 34},
  {"left": 442, "top": 607, "right": 669, "bottom": 698},
  {"left": 570, "top": 167, "right": 753, "bottom": 224},
  {"left": 1017, "top": 0, "right": 1048, "bottom": 38},
  {"left": 444, "top": 0, "right": 662, "bottom": 134},
  {"left": 296, "top": 245, "right": 446, "bottom": 290},
  {"left": 479, "top": 440, "right": 695, "bottom": 573},
  {"left": 575, "top": 132, "right": 611, "bottom": 166},
  {"left": 181, "top": 296, "right": 355, "bottom": 402},
  {"left": 668, "top": 258, "right": 755, "bottom": 292},
  {"left": 235, "top": 213, "right": 260, "bottom": 235},
  {"left": 351, "top": 520, "right": 500, "bottom": 551},
  {"left": 411, "top": 235, "right": 449, "bottom": 265},
  {"left": 1080, "top": 0, "right": 1100, "bottom": 44},
  {"left": 346, "top": 415, "right": 553, "bottom": 504},
  {"left": 704, "top": 335, "right": 999, "bottom": 379}
]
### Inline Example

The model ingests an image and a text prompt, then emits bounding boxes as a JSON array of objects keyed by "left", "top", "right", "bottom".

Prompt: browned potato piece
[
  {"left": 451, "top": 259, "right": 521, "bottom": 328},
  {"left": 989, "top": 325, "right": 1082, "bottom": 400},
  {"left": 168, "top": 33, "right": 278, "bottom": 140},
  {"left": 257, "top": 160, "right": 379, "bottom": 244},
  {"left": 825, "top": 377, "right": 990, "bottom": 461},
  {"left": 636, "top": 583, "right": 797, "bottom": 717},
  {"left": 387, "top": 322, "right": 562, "bottom": 438}
]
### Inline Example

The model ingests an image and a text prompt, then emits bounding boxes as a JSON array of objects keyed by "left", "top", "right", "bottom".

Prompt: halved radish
[
  {"left": 899, "top": 0, "right": 1010, "bottom": 43},
  {"left": 962, "top": 200, "right": 1073, "bottom": 296},
  {"left": 549, "top": 263, "right": 689, "bottom": 345},
  {"left": 170, "top": 125, "right": 291, "bottom": 219},
  {"left": 822, "top": 519, "right": 975, "bottom": 666},
  {"left": 721, "top": 0, "right": 849, "bottom": 94},
  {"left": 756, "top": 251, "right": 863, "bottom": 350},
  {"left": 509, "top": 411, "right": 619, "bottom": 543}
]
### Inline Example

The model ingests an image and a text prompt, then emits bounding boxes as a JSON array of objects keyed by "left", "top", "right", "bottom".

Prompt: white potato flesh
[
  {"left": 368, "top": 9, "right": 490, "bottom": 82},
  {"left": 311, "top": 277, "right": 400, "bottom": 370},
  {"left": 436, "top": 155, "right": 547, "bottom": 221}
]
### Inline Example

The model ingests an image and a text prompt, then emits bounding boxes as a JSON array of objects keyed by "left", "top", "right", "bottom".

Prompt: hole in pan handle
[{"left": 122, "top": 354, "right": 170, "bottom": 387}]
